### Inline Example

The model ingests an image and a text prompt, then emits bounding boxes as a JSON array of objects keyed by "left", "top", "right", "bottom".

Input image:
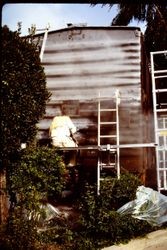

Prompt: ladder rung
[
  {"left": 100, "top": 164, "right": 116, "bottom": 168},
  {"left": 153, "top": 69, "right": 167, "bottom": 74},
  {"left": 100, "top": 135, "right": 116, "bottom": 138},
  {"left": 159, "top": 188, "right": 167, "bottom": 191},
  {"left": 155, "top": 75, "right": 167, "bottom": 79},
  {"left": 100, "top": 148, "right": 117, "bottom": 152},
  {"left": 100, "top": 178, "right": 113, "bottom": 181},
  {"left": 100, "top": 162, "right": 116, "bottom": 165},
  {"left": 100, "top": 122, "right": 116, "bottom": 125},
  {"left": 100, "top": 109, "right": 116, "bottom": 112},
  {"left": 157, "top": 148, "right": 167, "bottom": 151},
  {"left": 155, "top": 89, "right": 167, "bottom": 93},
  {"left": 151, "top": 51, "right": 167, "bottom": 55},
  {"left": 156, "top": 109, "right": 167, "bottom": 112}
]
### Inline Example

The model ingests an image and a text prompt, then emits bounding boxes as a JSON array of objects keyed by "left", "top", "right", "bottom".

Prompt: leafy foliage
[
  {"left": 144, "top": 5, "right": 167, "bottom": 54},
  {"left": 2, "top": 170, "right": 160, "bottom": 250},
  {"left": 39, "top": 174, "right": 158, "bottom": 250},
  {"left": 1, "top": 25, "right": 50, "bottom": 169},
  {"left": 0, "top": 210, "right": 39, "bottom": 250},
  {"left": 0, "top": 146, "right": 66, "bottom": 250},
  {"left": 91, "top": 3, "right": 167, "bottom": 55},
  {"left": 73, "top": 174, "right": 156, "bottom": 249},
  {"left": 111, "top": 3, "right": 167, "bottom": 54},
  {"left": 8, "top": 146, "right": 66, "bottom": 211},
  {"left": 79, "top": 173, "right": 141, "bottom": 221}
]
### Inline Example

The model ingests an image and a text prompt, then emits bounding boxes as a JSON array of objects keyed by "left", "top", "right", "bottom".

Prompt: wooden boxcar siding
[
  {"left": 37, "top": 27, "right": 150, "bottom": 176},
  {"left": 42, "top": 28, "right": 141, "bottom": 101}
]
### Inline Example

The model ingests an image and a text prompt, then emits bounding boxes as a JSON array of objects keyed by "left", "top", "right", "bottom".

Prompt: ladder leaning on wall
[
  {"left": 38, "top": 24, "right": 50, "bottom": 62},
  {"left": 97, "top": 90, "right": 120, "bottom": 195},
  {"left": 150, "top": 50, "right": 167, "bottom": 192}
]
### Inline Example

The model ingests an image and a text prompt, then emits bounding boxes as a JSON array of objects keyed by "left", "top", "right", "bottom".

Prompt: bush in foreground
[
  {"left": 39, "top": 173, "right": 158, "bottom": 250},
  {"left": 1, "top": 146, "right": 66, "bottom": 250}
]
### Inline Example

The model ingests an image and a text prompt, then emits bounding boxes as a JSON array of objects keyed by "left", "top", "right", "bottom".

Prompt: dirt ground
[{"left": 103, "top": 229, "right": 167, "bottom": 250}]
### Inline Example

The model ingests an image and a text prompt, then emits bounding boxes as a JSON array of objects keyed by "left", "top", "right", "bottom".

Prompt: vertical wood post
[{"left": 0, "top": 170, "right": 8, "bottom": 224}]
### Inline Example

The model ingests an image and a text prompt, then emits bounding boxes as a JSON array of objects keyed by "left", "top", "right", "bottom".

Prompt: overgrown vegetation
[
  {"left": 0, "top": 146, "right": 66, "bottom": 250},
  {"left": 1, "top": 25, "right": 50, "bottom": 168},
  {"left": 15, "top": 173, "right": 158, "bottom": 250},
  {"left": 72, "top": 174, "right": 156, "bottom": 250},
  {"left": 92, "top": 3, "right": 167, "bottom": 56},
  {"left": 8, "top": 146, "right": 66, "bottom": 206},
  {"left": 0, "top": 213, "right": 39, "bottom": 250},
  {"left": 1, "top": 24, "right": 50, "bottom": 223},
  {"left": 0, "top": 161, "right": 162, "bottom": 250}
]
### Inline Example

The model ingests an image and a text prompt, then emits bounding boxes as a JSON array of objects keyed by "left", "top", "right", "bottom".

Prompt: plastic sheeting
[
  {"left": 117, "top": 186, "right": 167, "bottom": 226},
  {"left": 29, "top": 203, "right": 69, "bottom": 222},
  {"left": 28, "top": 203, "right": 72, "bottom": 232}
]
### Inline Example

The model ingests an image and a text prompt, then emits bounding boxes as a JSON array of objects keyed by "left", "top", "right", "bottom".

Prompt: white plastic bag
[{"left": 117, "top": 186, "right": 167, "bottom": 226}]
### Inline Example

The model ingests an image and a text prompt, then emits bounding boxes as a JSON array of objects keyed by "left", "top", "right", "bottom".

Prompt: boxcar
[{"left": 35, "top": 26, "right": 156, "bottom": 187}]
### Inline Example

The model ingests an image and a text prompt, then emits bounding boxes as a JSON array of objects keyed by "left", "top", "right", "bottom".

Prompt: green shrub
[
  {"left": 78, "top": 173, "right": 141, "bottom": 226},
  {"left": 3, "top": 168, "right": 158, "bottom": 250},
  {"left": 1, "top": 146, "right": 66, "bottom": 250},
  {"left": 0, "top": 209, "right": 39, "bottom": 250},
  {"left": 1, "top": 25, "right": 50, "bottom": 168},
  {"left": 100, "top": 173, "right": 142, "bottom": 210},
  {"left": 8, "top": 146, "right": 66, "bottom": 209},
  {"left": 75, "top": 173, "right": 156, "bottom": 249}
]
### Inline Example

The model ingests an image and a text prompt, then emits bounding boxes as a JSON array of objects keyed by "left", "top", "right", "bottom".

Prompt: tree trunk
[{"left": 0, "top": 170, "right": 8, "bottom": 224}]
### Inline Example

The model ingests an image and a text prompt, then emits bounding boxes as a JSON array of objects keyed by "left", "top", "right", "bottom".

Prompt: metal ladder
[
  {"left": 150, "top": 50, "right": 167, "bottom": 192},
  {"left": 97, "top": 90, "right": 120, "bottom": 194}
]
